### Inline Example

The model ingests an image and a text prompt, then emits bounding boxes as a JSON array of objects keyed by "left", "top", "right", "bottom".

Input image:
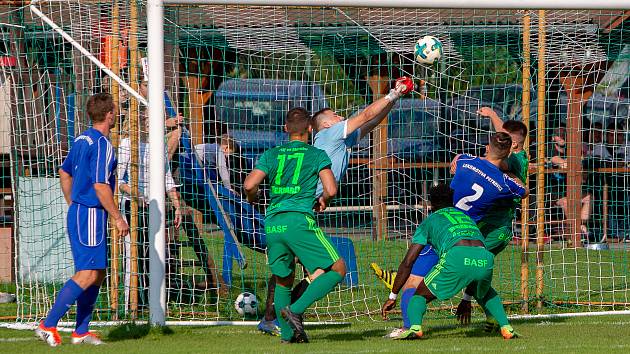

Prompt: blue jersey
[
  {"left": 60, "top": 128, "right": 117, "bottom": 208},
  {"left": 450, "top": 154, "right": 526, "bottom": 222},
  {"left": 313, "top": 120, "right": 361, "bottom": 196}
]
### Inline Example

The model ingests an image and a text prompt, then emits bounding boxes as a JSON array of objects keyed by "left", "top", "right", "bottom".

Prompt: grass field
[{"left": 1, "top": 315, "right": 630, "bottom": 353}]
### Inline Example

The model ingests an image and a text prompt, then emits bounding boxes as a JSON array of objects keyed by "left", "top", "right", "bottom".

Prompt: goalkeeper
[
  {"left": 312, "top": 76, "right": 414, "bottom": 195},
  {"left": 381, "top": 183, "right": 519, "bottom": 340}
]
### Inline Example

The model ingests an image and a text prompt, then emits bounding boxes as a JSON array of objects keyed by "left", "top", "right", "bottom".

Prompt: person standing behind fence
[{"left": 35, "top": 93, "right": 129, "bottom": 347}]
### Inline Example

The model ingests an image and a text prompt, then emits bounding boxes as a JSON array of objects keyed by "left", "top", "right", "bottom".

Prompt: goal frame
[{"left": 24, "top": 0, "right": 630, "bottom": 327}]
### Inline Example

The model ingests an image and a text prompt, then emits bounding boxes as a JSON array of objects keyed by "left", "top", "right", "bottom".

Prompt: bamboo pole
[
  {"left": 128, "top": 0, "right": 141, "bottom": 319},
  {"left": 520, "top": 11, "right": 531, "bottom": 314},
  {"left": 109, "top": 0, "right": 121, "bottom": 320},
  {"left": 367, "top": 74, "right": 389, "bottom": 241},
  {"left": 535, "top": 9, "right": 546, "bottom": 311}
]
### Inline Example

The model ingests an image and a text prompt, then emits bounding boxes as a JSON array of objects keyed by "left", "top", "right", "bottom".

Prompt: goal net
[{"left": 1, "top": 1, "right": 629, "bottom": 324}]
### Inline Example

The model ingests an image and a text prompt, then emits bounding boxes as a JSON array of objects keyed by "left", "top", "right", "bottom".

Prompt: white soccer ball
[
  {"left": 414, "top": 36, "right": 443, "bottom": 65},
  {"left": 234, "top": 292, "right": 258, "bottom": 316}
]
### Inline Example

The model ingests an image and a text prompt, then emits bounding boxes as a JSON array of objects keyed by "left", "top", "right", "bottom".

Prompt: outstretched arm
[
  {"left": 477, "top": 107, "right": 505, "bottom": 133},
  {"left": 244, "top": 169, "right": 267, "bottom": 203},
  {"left": 347, "top": 77, "right": 414, "bottom": 139}
]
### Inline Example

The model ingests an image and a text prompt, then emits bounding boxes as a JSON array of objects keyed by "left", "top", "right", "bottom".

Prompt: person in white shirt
[
  {"left": 117, "top": 108, "right": 224, "bottom": 308},
  {"left": 195, "top": 134, "right": 239, "bottom": 192}
]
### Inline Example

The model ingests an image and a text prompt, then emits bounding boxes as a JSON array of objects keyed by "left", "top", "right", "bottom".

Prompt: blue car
[
  {"left": 214, "top": 78, "right": 328, "bottom": 162},
  {"left": 353, "top": 98, "right": 443, "bottom": 161}
]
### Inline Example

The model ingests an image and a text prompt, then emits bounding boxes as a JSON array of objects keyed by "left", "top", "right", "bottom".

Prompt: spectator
[
  {"left": 118, "top": 108, "right": 224, "bottom": 307},
  {"left": 548, "top": 123, "right": 594, "bottom": 240},
  {"left": 592, "top": 122, "right": 630, "bottom": 162},
  {"left": 195, "top": 134, "right": 240, "bottom": 193}
]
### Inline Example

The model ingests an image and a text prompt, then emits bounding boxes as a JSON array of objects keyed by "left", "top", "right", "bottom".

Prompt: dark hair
[
  {"left": 429, "top": 183, "right": 454, "bottom": 211},
  {"left": 86, "top": 93, "right": 114, "bottom": 123},
  {"left": 311, "top": 108, "right": 333, "bottom": 130},
  {"left": 503, "top": 120, "right": 527, "bottom": 138},
  {"left": 489, "top": 132, "right": 512, "bottom": 159},
  {"left": 285, "top": 107, "right": 311, "bottom": 134},
  {"left": 593, "top": 122, "right": 603, "bottom": 129}
]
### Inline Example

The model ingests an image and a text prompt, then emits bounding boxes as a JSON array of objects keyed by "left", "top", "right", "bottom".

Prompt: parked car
[
  {"left": 214, "top": 78, "right": 328, "bottom": 161},
  {"left": 353, "top": 97, "right": 443, "bottom": 161}
]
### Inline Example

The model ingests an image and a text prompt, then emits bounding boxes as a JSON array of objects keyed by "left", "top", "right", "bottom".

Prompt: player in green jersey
[
  {"left": 381, "top": 183, "right": 519, "bottom": 340},
  {"left": 244, "top": 107, "right": 346, "bottom": 344},
  {"left": 454, "top": 107, "right": 529, "bottom": 328}
]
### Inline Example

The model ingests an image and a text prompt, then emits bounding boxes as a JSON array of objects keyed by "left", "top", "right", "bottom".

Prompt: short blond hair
[{"left": 220, "top": 134, "right": 237, "bottom": 151}]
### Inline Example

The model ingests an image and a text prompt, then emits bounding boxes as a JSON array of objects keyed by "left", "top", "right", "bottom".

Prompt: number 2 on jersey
[
  {"left": 455, "top": 183, "right": 484, "bottom": 211},
  {"left": 274, "top": 153, "right": 304, "bottom": 185}
]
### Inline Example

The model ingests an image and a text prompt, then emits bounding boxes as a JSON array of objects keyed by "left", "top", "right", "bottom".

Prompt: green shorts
[
  {"left": 478, "top": 222, "right": 513, "bottom": 255},
  {"left": 423, "top": 246, "right": 494, "bottom": 301},
  {"left": 265, "top": 212, "right": 340, "bottom": 278}
]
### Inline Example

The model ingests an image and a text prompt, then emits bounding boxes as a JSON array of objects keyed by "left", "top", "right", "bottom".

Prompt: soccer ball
[
  {"left": 414, "top": 36, "right": 443, "bottom": 65},
  {"left": 234, "top": 292, "right": 258, "bottom": 316}
]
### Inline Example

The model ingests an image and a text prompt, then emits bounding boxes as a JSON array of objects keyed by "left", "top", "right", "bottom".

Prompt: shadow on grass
[
  {"left": 107, "top": 323, "right": 174, "bottom": 342},
  {"left": 322, "top": 329, "right": 384, "bottom": 341}
]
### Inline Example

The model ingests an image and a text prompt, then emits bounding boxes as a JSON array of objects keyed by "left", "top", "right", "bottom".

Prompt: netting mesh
[{"left": 0, "top": 1, "right": 629, "bottom": 323}]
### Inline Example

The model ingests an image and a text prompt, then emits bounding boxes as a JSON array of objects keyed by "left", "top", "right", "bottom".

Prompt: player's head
[
  {"left": 139, "top": 80, "right": 148, "bottom": 98},
  {"left": 312, "top": 108, "right": 344, "bottom": 132},
  {"left": 428, "top": 182, "right": 454, "bottom": 211},
  {"left": 486, "top": 132, "right": 512, "bottom": 160},
  {"left": 220, "top": 134, "right": 238, "bottom": 154},
  {"left": 502, "top": 120, "right": 527, "bottom": 151},
  {"left": 87, "top": 93, "right": 115, "bottom": 127},
  {"left": 285, "top": 107, "right": 312, "bottom": 136}
]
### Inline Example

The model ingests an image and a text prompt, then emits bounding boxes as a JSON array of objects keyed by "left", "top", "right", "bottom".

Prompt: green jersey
[
  {"left": 412, "top": 207, "right": 485, "bottom": 256},
  {"left": 255, "top": 140, "right": 332, "bottom": 218},
  {"left": 480, "top": 150, "right": 529, "bottom": 227}
]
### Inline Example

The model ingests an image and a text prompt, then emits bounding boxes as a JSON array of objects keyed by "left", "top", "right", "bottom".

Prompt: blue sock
[
  {"left": 75, "top": 285, "right": 100, "bottom": 335},
  {"left": 401, "top": 288, "right": 415, "bottom": 329},
  {"left": 43, "top": 279, "right": 84, "bottom": 328}
]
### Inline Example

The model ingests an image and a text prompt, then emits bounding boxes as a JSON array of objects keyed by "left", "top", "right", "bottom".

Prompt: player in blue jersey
[
  {"left": 35, "top": 93, "right": 129, "bottom": 347},
  {"left": 450, "top": 132, "right": 528, "bottom": 222},
  {"left": 449, "top": 132, "right": 527, "bottom": 331}
]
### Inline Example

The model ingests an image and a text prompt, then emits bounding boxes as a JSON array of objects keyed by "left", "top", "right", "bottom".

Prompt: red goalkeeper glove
[
  {"left": 395, "top": 76, "right": 414, "bottom": 94},
  {"left": 385, "top": 76, "right": 414, "bottom": 102}
]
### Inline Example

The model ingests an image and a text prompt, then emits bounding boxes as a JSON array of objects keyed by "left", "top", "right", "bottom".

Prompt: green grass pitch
[{"left": 1, "top": 315, "right": 629, "bottom": 353}]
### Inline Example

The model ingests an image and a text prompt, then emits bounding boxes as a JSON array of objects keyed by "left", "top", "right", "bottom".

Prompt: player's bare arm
[
  {"left": 94, "top": 183, "right": 129, "bottom": 236},
  {"left": 244, "top": 169, "right": 267, "bottom": 203},
  {"left": 315, "top": 168, "right": 337, "bottom": 212},
  {"left": 347, "top": 77, "right": 414, "bottom": 138},
  {"left": 59, "top": 168, "right": 73, "bottom": 206},
  {"left": 477, "top": 107, "right": 505, "bottom": 133},
  {"left": 381, "top": 243, "right": 424, "bottom": 319}
]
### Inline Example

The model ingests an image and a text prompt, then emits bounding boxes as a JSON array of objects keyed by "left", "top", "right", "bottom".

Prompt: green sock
[
  {"left": 407, "top": 295, "right": 428, "bottom": 328},
  {"left": 274, "top": 284, "right": 293, "bottom": 341},
  {"left": 477, "top": 287, "right": 509, "bottom": 327},
  {"left": 290, "top": 271, "right": 342, "bottom": 314}
]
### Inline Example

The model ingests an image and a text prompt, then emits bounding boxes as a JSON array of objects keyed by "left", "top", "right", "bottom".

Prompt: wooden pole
[
  {"left": 535, "top": 9, "right": 546, "bottom": 311},
  {"left": 520, "top": 11, "right": 531, "bottom": 314},
  {"left": 559, "top": 75, "right": 593, "bottom": 249},
  {"left": 128, "top": 0, "right": 141, "bottom": 319},
  {"left": 109, "top": 0, "right": 121, "bottom": 320},
  {"left": 367, "top": 74, "right": 389, "bottom": 241}
]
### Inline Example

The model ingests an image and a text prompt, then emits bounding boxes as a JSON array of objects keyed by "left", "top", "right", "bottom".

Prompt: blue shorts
[
  {"left": 410, "top": 245, "right": 439, "bottom": 277},
  {"left": 67, "top": 203, "right": 108, "bottom": 271}
]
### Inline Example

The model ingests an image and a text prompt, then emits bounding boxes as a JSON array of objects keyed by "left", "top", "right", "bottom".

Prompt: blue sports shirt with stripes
[{"left": 60, "top": 128, "right": 117, "bottom": 208}]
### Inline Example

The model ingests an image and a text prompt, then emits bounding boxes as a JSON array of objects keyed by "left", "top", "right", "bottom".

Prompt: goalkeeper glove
[{"left": 385, "top": 76, "right": 414, "bottom": 102}]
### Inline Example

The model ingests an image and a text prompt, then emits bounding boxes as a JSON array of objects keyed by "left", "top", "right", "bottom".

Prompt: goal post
[{"left": 4, "top": 0, "right": 630, "bottom": 327}]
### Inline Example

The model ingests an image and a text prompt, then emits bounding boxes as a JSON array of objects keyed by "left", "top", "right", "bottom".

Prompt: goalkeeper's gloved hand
[{"left": 385, "top": 76, "right": 414, "bottom": 102}]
